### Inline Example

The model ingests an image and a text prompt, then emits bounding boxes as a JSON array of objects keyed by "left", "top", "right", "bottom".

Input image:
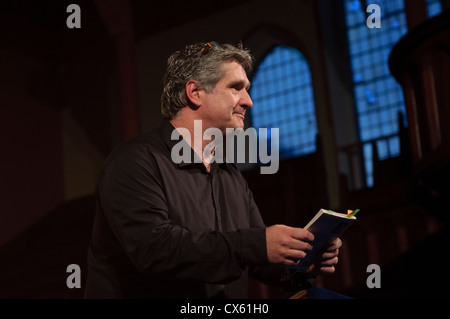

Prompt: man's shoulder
[
  {"left": 101, "top": 127, "right": 167, "bottom": 171},
  {"left": 117, "top": 129, "right": 163, "bottom": 153}
]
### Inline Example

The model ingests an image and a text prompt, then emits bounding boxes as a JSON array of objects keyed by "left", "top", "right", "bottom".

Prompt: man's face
[{"left": 199, "top": 61, "right": 253, "bottom": 132}]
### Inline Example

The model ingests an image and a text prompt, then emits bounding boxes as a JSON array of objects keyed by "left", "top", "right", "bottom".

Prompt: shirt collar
[
  {"left": 159, "top": 118, "right": 222, "bottom": 170},
  {"left": 160, "top": 118, "right": 180, "bottom": 151}
]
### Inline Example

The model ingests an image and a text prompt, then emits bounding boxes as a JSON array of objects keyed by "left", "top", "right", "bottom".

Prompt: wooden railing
[
  {"left": 337, "top": 133, "right": 403, "bottom": 190},
  {"left": 337, "top": 111, "right": 411, "bottom": 191}
]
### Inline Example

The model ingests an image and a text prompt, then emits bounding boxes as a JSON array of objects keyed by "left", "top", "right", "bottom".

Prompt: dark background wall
[{"left": 0, "top": 0, "right": 449, "bottom": 299}]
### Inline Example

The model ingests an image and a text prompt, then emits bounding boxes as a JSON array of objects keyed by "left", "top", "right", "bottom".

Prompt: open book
[{"left": 293, "top": 208, "right": 357, "bottom": 271}]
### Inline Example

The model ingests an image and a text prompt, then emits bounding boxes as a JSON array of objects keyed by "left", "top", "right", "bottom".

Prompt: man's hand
[
  {"left": 310, "top": 237, "right": 342, "bottom": 274},
  {"left": 266, "top": 225, "right": 314, "bottom": 267}
]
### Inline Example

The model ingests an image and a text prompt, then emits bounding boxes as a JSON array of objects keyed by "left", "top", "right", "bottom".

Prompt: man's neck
[{"left": 170, "top": 116, "right": 217, "bottom": 172}]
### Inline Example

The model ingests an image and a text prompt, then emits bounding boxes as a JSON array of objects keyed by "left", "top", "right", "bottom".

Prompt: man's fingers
[
  {"left": 319, "top": 266, "right": 336, "bottom": 274},
  {"left": 307, "top": 238, "right": 342, "bottom": 275},
  {"left": 287, "top": 248, "right": 309, "bottom": 260},
  {"left": 325, "top": 238, "right": 342, "bottom": 251},
  {"left": 319, "top": 256, "right": 339, "bottom": 266},
  {"left": 321, "top": 248, "right": 339, "bottom": 259},
  {"left": 290, "top": 228, "right": 314, "bottom": 242},
  {"left": 282, "top": 259, "right": 298, "bottom": 267},
  {"left": 279, "top": 246, "right": 312, "bottom": 266},
  {"left": 283, "top": 251, "right": 307, "bottom": 266},
  {"left": 266, "top": 225, "right": 317, "bottom": 266},
  {"left": 286, "top": 238, "right": 313, "bottom": 252}
]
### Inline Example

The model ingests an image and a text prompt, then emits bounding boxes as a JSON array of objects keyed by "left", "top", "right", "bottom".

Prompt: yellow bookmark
[{"left": 347, "top": 209, "right": 360, "bottom": 218}]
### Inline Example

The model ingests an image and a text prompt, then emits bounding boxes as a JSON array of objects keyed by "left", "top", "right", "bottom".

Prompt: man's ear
[{"left": 185, "top": 80, "right": 202, "bottom": 109}]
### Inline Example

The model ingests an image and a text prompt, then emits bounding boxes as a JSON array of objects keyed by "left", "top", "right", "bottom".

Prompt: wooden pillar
[
  {"left": 443, "top": 0, "right": 450, "bottom": 11},
  {"left": 95, "top": 0, "right": 140, "bottom": 141},
  {"left": 402, "top": 71, "right": 422, "bottom": 163},
  {"left": 404, "top": 0, "right": 428, "bottom": 30},
  {"left": 421, "top": 54, "right": 442, "bottom": 150}
]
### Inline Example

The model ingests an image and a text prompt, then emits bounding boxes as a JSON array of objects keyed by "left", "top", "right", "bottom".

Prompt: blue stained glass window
[
  {"left": 426, "top": 0, "right": 443, "bottom": 18},
  {"left": 345, "top": 0, "right": 409, "bottom": 187},
  {"left": 345, "top": 0, "right": 442, "bottom": 187},
  {"left": 250, "top": 46, "right": 318, "bottom": 160}
]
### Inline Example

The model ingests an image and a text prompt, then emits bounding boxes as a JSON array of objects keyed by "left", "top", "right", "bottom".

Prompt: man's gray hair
[{"left": 161, "top": 41, "right": 254, "bottom": 119}]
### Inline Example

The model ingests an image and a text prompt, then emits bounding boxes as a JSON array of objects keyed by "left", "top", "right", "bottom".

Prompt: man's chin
[
  {"left": 218, "top": 118, "right": 245, "bottom": 132},
  {"left": 232, "top": 118, "right": 245, "bottom": 129},
  {"left": 230, "top": 124, "right": 245, "bottom": 131}
]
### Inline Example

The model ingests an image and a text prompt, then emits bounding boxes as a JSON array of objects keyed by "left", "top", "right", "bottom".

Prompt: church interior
[{"left": 0, "top": 0, "right": 449, "bottom": 299}]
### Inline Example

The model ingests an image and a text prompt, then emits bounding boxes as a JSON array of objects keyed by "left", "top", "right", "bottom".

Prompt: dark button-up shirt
[{"left": 84, "top": 119, "right": 286, "bottom": 298}]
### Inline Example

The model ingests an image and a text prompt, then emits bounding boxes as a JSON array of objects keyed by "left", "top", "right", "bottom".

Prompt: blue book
[{"left": 294, "top": 208, "right": 357, "bottom": 271}]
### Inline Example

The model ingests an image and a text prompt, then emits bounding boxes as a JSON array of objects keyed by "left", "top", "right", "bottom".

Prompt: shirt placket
[{"left": 209, "top": 166, "right": 223, "bottom": 232}]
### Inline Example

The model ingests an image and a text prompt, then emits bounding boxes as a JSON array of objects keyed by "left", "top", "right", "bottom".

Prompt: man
[{"left": 84, "top": 41, "right": 341, "bottom": 298}]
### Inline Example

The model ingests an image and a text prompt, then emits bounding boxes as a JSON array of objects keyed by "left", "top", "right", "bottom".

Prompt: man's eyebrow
[{"left": 229, "top": 80, "right": 251, "bottom": 90}]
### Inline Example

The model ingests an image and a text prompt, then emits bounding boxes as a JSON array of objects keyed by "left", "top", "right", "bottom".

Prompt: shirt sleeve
[
  {"left": 98, "top": 151, "right": 268, "bottom": 285},
  {"left": 241, "top": 178, "right": 292, "bottom": 287}
]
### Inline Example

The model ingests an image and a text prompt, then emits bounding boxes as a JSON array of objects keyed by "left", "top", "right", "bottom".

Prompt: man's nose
[{"left": 240, "top": 89, "right": 253, "bottom": 109}]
